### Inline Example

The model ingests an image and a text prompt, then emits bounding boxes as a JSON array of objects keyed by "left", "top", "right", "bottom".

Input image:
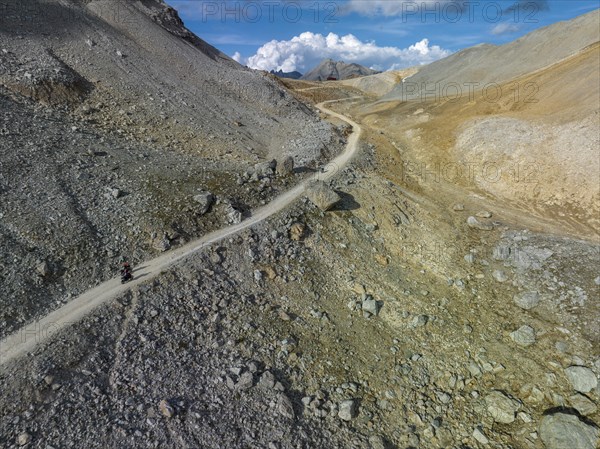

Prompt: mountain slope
[
  {"left": 0, "top": 0, "right": 342, "bottom": 337},
  {"left": 0, "top": 0, "right": 334, "bottom": 163},
  {"left": 271, "top": 69, "right": 303, "bottom": 80},
  {"left": 384, "top": 8, "right": 600, "bottom": 101}
]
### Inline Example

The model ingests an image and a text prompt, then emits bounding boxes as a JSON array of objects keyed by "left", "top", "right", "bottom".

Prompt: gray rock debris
[
  {"left": 539, "top": 413, "right": 598, "bottom": 449},
  {"left": 565, "top": 366, "right": 598, "bottom": 393}
]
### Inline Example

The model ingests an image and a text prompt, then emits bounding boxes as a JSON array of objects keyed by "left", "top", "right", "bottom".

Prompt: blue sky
[{"left": 169, "top": 1, "right": 600, "bottom": 72}]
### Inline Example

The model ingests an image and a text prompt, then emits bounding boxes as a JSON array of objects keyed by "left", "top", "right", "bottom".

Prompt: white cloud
[
  {"left": 232, "top": 51, "right": 242, "bottom": 63},
  {"left": 490, "top": 23, "right": 521, "bottom": 35},
  {"left": 239, "top": 32, "right": 451, "bottom": 72}
]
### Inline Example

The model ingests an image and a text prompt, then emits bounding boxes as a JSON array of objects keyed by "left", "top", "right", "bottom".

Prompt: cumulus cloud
[
  {"left": 232, "top": 51, "right": 242, "bottom": 63},
  {"left": 491, "top": 23, "right": 521, "bottom": 35},
  {"left": 239, "top": 32, "right": 451, "bottom": 72}
]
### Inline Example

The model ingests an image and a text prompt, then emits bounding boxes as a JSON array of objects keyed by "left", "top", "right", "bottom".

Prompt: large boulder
[
  {"left": 276, "top": 156, "right": 294, "bottom": 176},
  {"left": 539, "top": 413, "right": 598, "bottom": 449},
  {"left": 193, "top": 191, "right": 214, "bottom": 215},
  {"left": 225, "top": 204, "right": 242, "bottom": 224},
  {"left": 306, "top": 181, "right": 340, "bottom": 211}
]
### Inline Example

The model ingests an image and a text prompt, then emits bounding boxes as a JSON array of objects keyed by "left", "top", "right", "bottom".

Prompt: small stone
[
  {"left": 464, "top": 254, "right": 475, "bottom": 263},
  {"left": 452, "top": 204, "right": 464, "bottom": 211},
  {"left": 539, "top": 412, "right": 598, "bottom": 449},
  {"left": 36, "top": 261, "right": 50, "bottom": 277},
  {"left": 514, "top": 291, "right": 540, "bottom": 310},
  {"left": 17, "top": 433, "right": 31, "bottom": 446},
  {"left": 476, "top": 211, "right": 492, "bottom": 218},
  {"left": 288, "top": 222, "right": 306, "bottom": 241},
  {"left": 555, "top": 341, "right": 568, "bottom": 352},
  {"left": 276, "top": 156, "right": 294, "bottom": 176},
  {"left": 110, "top": 188, "right": 123, "bottom": 199},
  {"left": 467, "top": 216, "right": 493, "bottom": 231},
  {"left": 236, "top": 371, "right": 254, "bottom": 390},
  {"left": 565, "top": 366, "right": 598, "bottom": 393},
  {"left": 518, "top": 412, "right": 532, "bottom": 423},
  {"left": 338, "top": 399, "right": 358, "bottom": 421},
  {"left": 492, "top": 270, "right": 507, "bottom": 282},
  {"left": 362, "top": 297, "right": 379, "bottom": 316},
  {"left": 510, "top": 325, "right": 536, "bottom": 347},
  {"left": 473, "top": 427, "right": 489, "bottom": 444},
  {"left": 259, "top": 371, "right": 276, "bottom": 389},
  {"left": 159, "top": 399, "right": 175, "bottom": 418},
  {"left": 411, "top": 315, "right": 428, "bottom": 327},
  {"left": 485, "top": 391, "right": 521, "bottom": 423}
]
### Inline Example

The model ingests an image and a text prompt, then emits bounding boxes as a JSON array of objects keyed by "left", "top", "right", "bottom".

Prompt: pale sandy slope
[
  {"left": 338, "top": 68, "right": 419, "bottom": 97},
  {"left": 384, "top": 9, "right": 600, "bottom": 102},
  {"left": 0, "top": 97, "right": 363, "bottom": 366}
]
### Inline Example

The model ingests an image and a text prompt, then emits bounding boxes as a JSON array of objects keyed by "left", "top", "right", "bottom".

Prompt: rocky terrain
[
  {"left": 0, "top": 0, "right": 343, "bottom": 337},
  {"left": 301, "top": 59, "right": 380, "bottom": 82},
  {"left": 1, "top": 2, "right": 599, "bottom": 449}
]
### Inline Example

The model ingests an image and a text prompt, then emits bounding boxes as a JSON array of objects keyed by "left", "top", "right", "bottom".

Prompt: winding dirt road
[{"left": 0, "top": 98, "right": 363, "bottom": 366}]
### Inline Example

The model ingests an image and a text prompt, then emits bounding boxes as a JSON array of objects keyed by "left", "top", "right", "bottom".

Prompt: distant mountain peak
[{"left": 301, "top": 59, "right": 380, "bottom": 81}]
